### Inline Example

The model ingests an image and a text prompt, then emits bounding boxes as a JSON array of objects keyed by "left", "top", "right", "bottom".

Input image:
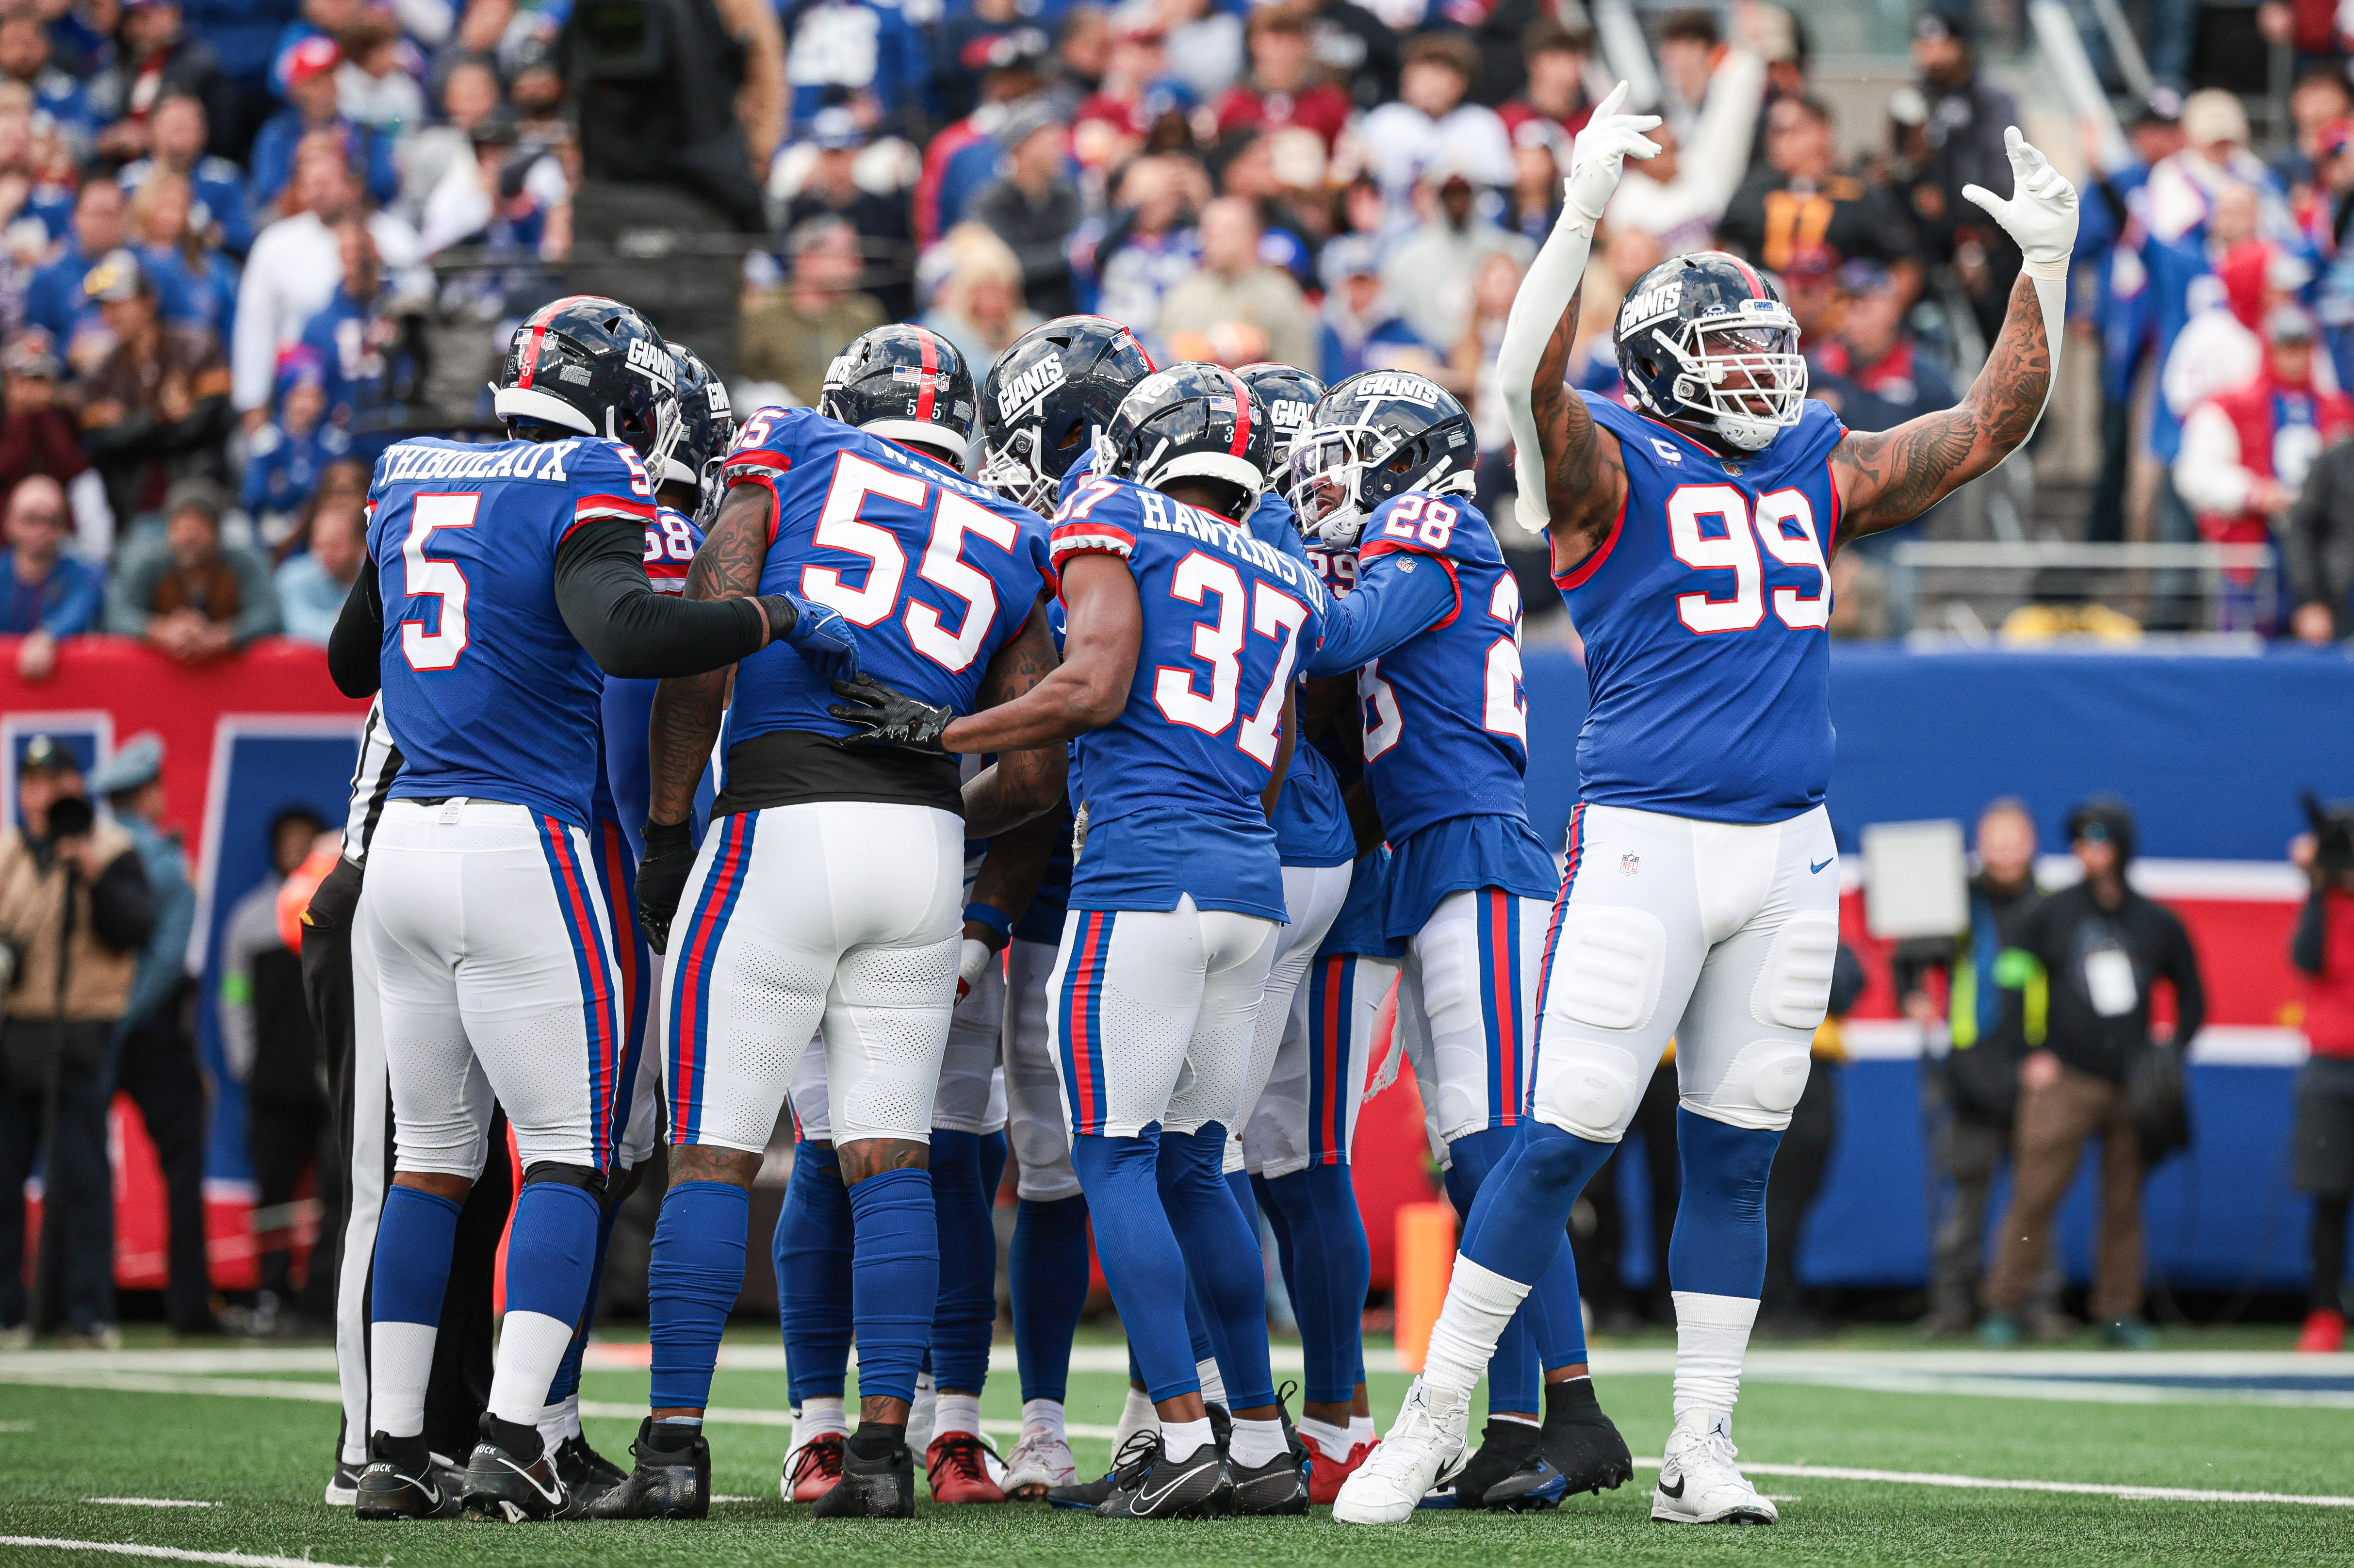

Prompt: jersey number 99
[{"left": 1667, "top": 483, "right": 1829, "bottom": 635}]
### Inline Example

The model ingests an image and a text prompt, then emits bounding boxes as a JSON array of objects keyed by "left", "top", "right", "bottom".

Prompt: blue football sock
[
  {"left": 1252, "top": 1173, "right": 1301, "bottom": 1317},
  {"left": 848, "top": 1166, "right": 937, "bottom": 1405},
  {"left": 979, "top": 1130, "right": 1008, "bottom": 1205},
  {"left": 1264, "top": 1165, "right": 1372, "bottom": 1405},
  {"left": 1443, "top": 1127, "right": 1540, "bottom": 1416},
  {"left": 648, "top": 1180, "right": 749, "bottom": 1411},
  {"left": 1528, "top": 1230, "right": 1589, "bottom": 1371},
  {"left": 1667, "top": 1107, "right": 1782, "bottom": 1299},
  {"left": 505, "top": 1178, "right": 600, "bottom": 1320},
  {"left": 542, "top": 1182, "right": 624, "bottom": 1406},
  {"left": 370, "top": 1185, "right": 461, "bottom": 1327},
  {"left": 1071, "top": 1132, "right": 1197, "bottom": 1404},
  {"left": 1159, "top": 1125, "right": 1274, "bottom": 1411},
  {"left": 775, "top": 1142, "right": 853, "bottom": 1405},
  {"left": 928, "top": 1130, "right": 996, "bottom": 1394},
  {"left": 1184, "top": 1275, "right": 1218, "bottom": 1367},
  {"left": 1010, "top": 1193, "right": 1090, "bottom": 1404}
]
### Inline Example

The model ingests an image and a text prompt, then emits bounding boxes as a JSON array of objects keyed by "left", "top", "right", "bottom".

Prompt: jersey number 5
[
  {"left": 1667, "top": 484, "right": 1829, "bottom": 634},
  {"left": 400, "top": 492, "right": 477, "bottom": 671},
  {"left": 1155, "top": 550, "right": 1309, "bottom": 767}
]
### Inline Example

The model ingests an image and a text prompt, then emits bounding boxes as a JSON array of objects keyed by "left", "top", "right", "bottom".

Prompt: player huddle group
[{"left": 317, "top": 86, "right": 2079, "bottom": 1529}]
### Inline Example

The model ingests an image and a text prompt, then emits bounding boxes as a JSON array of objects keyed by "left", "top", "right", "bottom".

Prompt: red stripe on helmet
[
  {"left": 515, "top": 293, "right": 596, "bottom": 390},
  {"left": 915, "top": 329, "right": 938, "bottom": 425},
  {"left": 1729, "top": 257, "right": 1767, "bottom": 300},
  {"left": 1226, "top": 370, "right": 1252, "bottom": 458}
]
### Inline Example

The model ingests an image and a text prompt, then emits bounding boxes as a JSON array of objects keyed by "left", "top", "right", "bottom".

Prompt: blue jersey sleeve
[{"left": 1305, "top": 548, "right": 1457, "bottom": 675}]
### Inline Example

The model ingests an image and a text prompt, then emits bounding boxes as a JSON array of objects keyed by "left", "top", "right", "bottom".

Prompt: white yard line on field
[
  {"left": 1627, "top": 1458, "right": 2354, "bottom": 1507},
  {"left": 81, "top": 1501, "right": 216, "bottom": 1509},
  {"left": 0, "top": 1540, "right": 366, "bottom": 1568}
]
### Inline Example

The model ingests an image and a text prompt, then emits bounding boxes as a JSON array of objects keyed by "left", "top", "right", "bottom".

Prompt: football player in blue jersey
[
  {"left": 1285, "top": 367, "right": 1624, "bottom": 1512},
  {"left": 324, "top": 297, "right": 852, "bottom": 1523},
  {"left": 834, "top": 361, "right": 1331, "bottom": 1519},
  {"left": 604, "top": 323, "right": 1062, "bottom": 1520},
  {"left": 1338, "top": 87, "right": 2077, "bottom": 1527},
  {"left": 532, "top": 343, "right": 733, "bottom": 1514}
]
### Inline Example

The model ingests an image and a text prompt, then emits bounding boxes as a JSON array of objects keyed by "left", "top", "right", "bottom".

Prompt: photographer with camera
[
  {"left": 1981, "top": 797, "right": 2206, "bottom": 1350},
  {"left": 0, "top": 735, "right": 155, "bottom": 1348},
  {"left": 2290, "top": 795, "right": 2354, "bottom": 1353}
]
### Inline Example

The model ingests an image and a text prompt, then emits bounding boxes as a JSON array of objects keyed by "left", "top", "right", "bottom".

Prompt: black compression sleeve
[
  {"left": 553, "top": 517, "right": 770, "bottom": 679},
  {"left": 327, "top": 557, "right": 385, "bottom": 698}
]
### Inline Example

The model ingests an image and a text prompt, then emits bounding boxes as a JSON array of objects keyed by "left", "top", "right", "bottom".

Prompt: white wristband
[{"left": 2022, "top": 254, "right": 2071, "bottom": 282}]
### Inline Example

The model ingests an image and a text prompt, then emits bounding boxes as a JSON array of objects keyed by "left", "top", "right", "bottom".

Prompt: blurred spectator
[
  {"left": 1826, "top": 552, "right": 1889, "bottom": 637},
  {"left": 221, "top": 804, "right": 333, "bottom": 1331},
  {"left": 1719, "top": 96, "right": 1918, "bottom": 280},
  {"left": 2278, "top": 62, "right": 2351, "bottom": 196},
  {"left": 129, "top": 172, "right": 238, "bottom": 337},
  {"left": 1159, "top": 195, "right": 1314, "bottom": 373},
  {"left": 971, "top": 100, "right": 1081, "bottom": 318},
  {"left": 26, "top": 178, "right": 132, "bottom": 377},
  {"left": 1808, "top": 259, "right": 1958, "bottom": 430},
  {"left": 275, "top": 495, "right": 364, "bottom": 645},
  {"left": 1451, "top": 248, "right": 1520, "bottom": 443},
  {"left": 918, "top": 223, "right": 1040, "bottom": 377},
  {"left": 393, "top": 53, "right": 499, "bottom": 227},
  {"left": 248, "top": 37, "right": 398, "bottom": 217},
  {"left": 242, "top": 349, "right": 352, "bottom": 547},
  {"left": 918, "top": 30, "right": 1054, "bottom": 246},
  {"left": 1604, "top": 48, "right": 1766, "bottom": 255},
  {"left": 1317, "top": 233, "right": 1429, "bottom": 383},
  {"left": 1759, "top": 941, "right": 1864, "bottom": 1337},
  {"left": 2288, "top": 429, "right": 2354, "bottom": 642},
  {"left": 1072, "top": 17, "right": 1198, "bottom": 174},
  {"left": 1085, "top": 153, "right": 1206, "bottom": 333},
  {"left": 739, "top": 214, "right": 888, "bottom": 406},
  {"left": 89, "top": 1, "right": 232, "bottom": 168},
  {"left": 1982, "top": 798, "right": 2206, "bottom": 1350},
  {"left": 1356, "top": 32, "right": 1510, "bottom": 198},
  {"left": 1381, "top": 163, "right": 1532, "bottom": 357},
  {"left": 502, "top": 38, "right": 571, "bottom": 154},
  {"left": 1211, "top": 4, "right": 1352, "bottom": 152},
  {"left": 1051, "top": 6, "right": 1111, "bottom": 117},
  {"left": 418, "top": 119, "right": 567, "bottom": 257},
  {"left": 0, "top": 735, "right": 152, "bottom": 1349},
  {"left": 2081, "top": 93, "right": 2185, "bottom": 545},
  {"left": 783, "top": 0, "right": 929, "bottom": 138},
  {"left": 1910, "top": 8, "right": 2021, "bottom": 339},
  {"left": 333, "top": 11, "right": 424, "bottom": 136},
  {"left": 1896, "top": 800, "right": 2062, "bottom": 1339},
  {"left": 0, "top": 475, "right": 101, "bottom": 682},
  {"left": 299, "top": 220, "right": 413, "bottom": 451},
  {"left": 116, "top": 92, "right": 254, "bottom": 258},
  {"left": 1299, "top": 0, "right": 1398, "bottom": 113},
  {"left": 91, "top": 734, "right": 218, "bottom": 1339},
  {"left": 0, "top": 12, "right": 99, "bottom": 151},
  {"left": 81, "top": 249, "right": 232, "bottom": 532},
  {"left": 1213, "top": 130, "right": 1320, "bottom": 284},
  {"left": 0, "top": 337, "right": 90, "bottom": 522},
  {"left": 1495, "top": 19, "right": 1591, "bottom": 145},
  {"left": 232, "top": 142, "right": 421, "bottom": 428},
  {"left": 1164, "top": 0, "right": 1244, "bottom": 100},
  {"left": 782, "top": 109, "right": 919, "bottom": 323},
  {"left": 105, "top": 477, "right": 279, "bottom": 660},
  {"left": 939, "top": 0, "right": 1047, "bottom": 122},
  {"left": 2289, "top": 808, "right": 2354, "bottom": 1351},
  {"left": 1653, "top": 7, "right": 1721, "bottom": 144},
  {"left": 1501, "top": 124, "right": 1564, "bottom": 246},
  {"left": 2176, "top": 305, "right": 2354, "bottom": 632},
  {"left": 2143, "top": 92, "right": 2296, "bottom": 407}
]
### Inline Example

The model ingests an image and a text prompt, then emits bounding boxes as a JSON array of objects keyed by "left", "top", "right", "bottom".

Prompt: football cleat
[
  {"left": 1301, "top": 1431, "right": 1376, "bottom": 1506},
  {"left": 353, "top": 1433, "right": 461, "bottom": 1520},
  {"left": 811, "top": 1435, "right": 916, "bottom": 1519},
  {"left": 1415, "top": 1417, "right": 1539, "bottom": 1510},
  {"left": 1484, "top": 1384, "right": 1635, "bottom": 1510},
  {"left": 1331, "top": 1379, "right": 1470, "bottom": 1525},
  {"left": 1001, "top": 1424, "right": 1078, "bottom": 1499},
  {"left": 325, "top": 1455, "right": 361, "bottom": 1507},
  {"left": 926, "top": 1431, "right": 1009, "bottom": 1503},
  {"left": 552, "top": 1433, "right": 629, "bottom": 1518},
  {"left": 782, "top": 1432, "right": 846, "bottom": 1502},
  {"left": 1650, "top": 1409, "right": 1777, "bottom": 1525},
  {"left": 585, "top": 1418, "right": 709, "bottom": 1519},
  {"left": 460, "top": 1417, "right": 570, "bottom": 1522},
  {"left": 1095, "top": 1434, "right": 1234, "bottom": 1519}
]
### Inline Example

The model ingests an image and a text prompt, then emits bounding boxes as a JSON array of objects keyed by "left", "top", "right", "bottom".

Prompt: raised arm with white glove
[
  {"left": 1498, "top": 82, "right": 1659, "bottom": 529},
  {"left": 1961, "top": 125, "right": 2080, "bottom": 445}
]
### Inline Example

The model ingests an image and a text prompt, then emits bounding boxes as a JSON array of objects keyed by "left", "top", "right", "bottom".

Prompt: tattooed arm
[
  {"left": 937, "top": 553, "right": 1142, "bottom": 754},
  {"left": 646, "top": 484, "right": 770, "bottom": 827},
  {"left": 960, "top": 595, "right": 1075, "bottom": 838},
  {"left": 1831, "top": 270, "right": 2052, "bottom": 539},
  {"left": 1525, "top": 286, "right": 1632, "bottom": 579}
]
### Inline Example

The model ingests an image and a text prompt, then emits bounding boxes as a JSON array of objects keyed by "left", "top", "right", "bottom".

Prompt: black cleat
[
  {"left": 1047, "top": 1429, "right": 1154, "bottom": 1511},
  {"left": 1445, "top": 1418, "right": 1542, "bottom": 1510},
  {"left": 1096, "top": 1435, "right": 1234, "bottom": 1519},
  {"left": 1229, "top": 1387, "right": 1309, "bottom": 1516},
  {"left": 354, "top": 1432, "right": 461, "bottom": 1520},
  {"left": 325, "top": 1455, "right": 361, "bottom": 1507},
  {"left": 584, "top": 1418, "right": 709, "bottom": 1519},
  {"left": 1486, "top": 1381, "right": 1635, "bottom": 1511},
  {"left": 812, "top": 1433, "right": 916, "bottom": 1519},
  {"left": 461, "top": 1416, "right": 569, "bottom": 1521}
]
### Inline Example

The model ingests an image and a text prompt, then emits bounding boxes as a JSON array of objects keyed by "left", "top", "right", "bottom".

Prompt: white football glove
[
  {"left": 1564, "top": 81, "right": 1663, "bottom": 227},
  {"left": 1961, "top": 127, "right": 2079, "bottom": 277},
  {"left": 956, "top": 937, "right": 991, "bottom": 1004}
]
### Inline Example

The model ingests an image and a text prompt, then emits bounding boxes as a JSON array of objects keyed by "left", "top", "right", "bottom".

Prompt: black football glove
[
  {"left": 637, "top": 819, "right": 699, "bottom": 955},
  {"left": 829, "top": 674, "right": 953, "bottom": 753}
]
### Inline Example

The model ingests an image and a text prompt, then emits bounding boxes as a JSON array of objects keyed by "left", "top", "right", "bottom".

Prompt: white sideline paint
[
  {"left": 81, "top": 1501, "right": 215, "bottom": 1509},
  {"left": 0, "top": 1540, "right": 367, "bottom": 1568},
  {"left": 1628, "top": 1458, "right": 2354, "bottom": 1508}
]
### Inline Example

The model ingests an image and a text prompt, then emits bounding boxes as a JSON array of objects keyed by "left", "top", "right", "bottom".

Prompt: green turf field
[{"left": 3, "top": 1329, "right": 2350, "bottom": 1567}]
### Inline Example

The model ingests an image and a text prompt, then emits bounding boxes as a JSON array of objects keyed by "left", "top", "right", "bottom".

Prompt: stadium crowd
[{"left": 0, "top": 0, "right": 2351, "bottom": 669}]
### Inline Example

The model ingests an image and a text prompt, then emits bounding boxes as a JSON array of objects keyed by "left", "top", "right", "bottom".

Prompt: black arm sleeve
[
  {"left": 327, "top": 557, "right": 384, "bottom": 699},
  {"left": 552, "top": 517, "right": 771, "bottom": 679},
  {"left": 89, "top": 848, "right": 155, "bottom": 953},
  {"left": 2293, "top": 885, "right": 2328, "bottom": 977}
]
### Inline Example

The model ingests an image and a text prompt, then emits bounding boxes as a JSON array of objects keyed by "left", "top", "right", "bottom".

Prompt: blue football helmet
[
  {"left": 1286, "top": 368, "right": 1478, "bottom": 547},
  {"left": 1614, "top": 250, "right": 1807, "bottom": 453}
]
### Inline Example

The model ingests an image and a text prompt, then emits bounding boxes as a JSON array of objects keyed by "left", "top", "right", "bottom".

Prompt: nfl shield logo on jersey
[{"left": 1620, "top": 852, "right": 1641, "bottom": 877}]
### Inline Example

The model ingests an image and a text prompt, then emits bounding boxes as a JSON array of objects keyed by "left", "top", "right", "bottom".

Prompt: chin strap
[{"left": 1496, "top": 189, "right": 1600, "bottom": 532}]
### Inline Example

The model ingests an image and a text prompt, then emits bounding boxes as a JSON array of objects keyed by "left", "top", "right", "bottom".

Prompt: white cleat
[
  {"left": 1650, "top": 1409, "right": 1778, "bottom": 1525},
  {"left": 999, "top": 1426, "right": 1077, "bottom": 1498},
  {"left": 1331, "top": 1378, "right": 1470, "bottom": 1525}
]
